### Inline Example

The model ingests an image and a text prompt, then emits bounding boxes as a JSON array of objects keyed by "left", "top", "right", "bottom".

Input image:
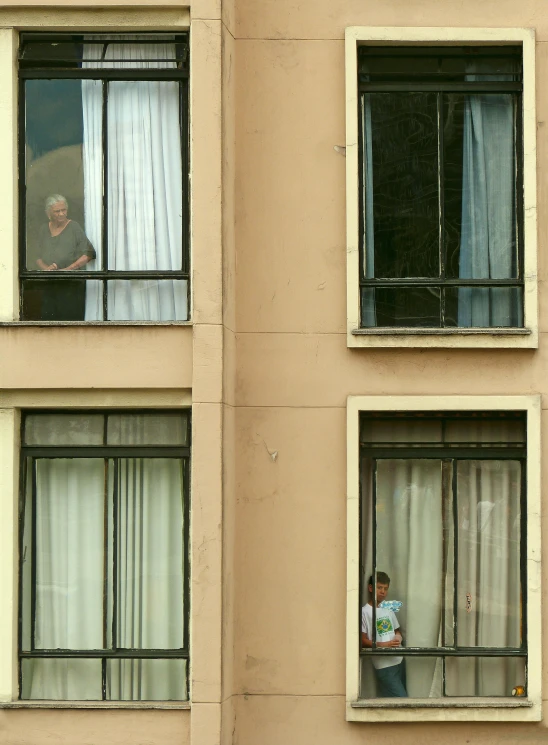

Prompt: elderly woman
[{"left": 36, "top": 195, "right": 96, "bottom": 320}]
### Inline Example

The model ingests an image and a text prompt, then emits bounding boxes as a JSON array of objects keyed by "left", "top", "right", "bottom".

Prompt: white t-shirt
[{"left": 361, "top": 603, "right": 402, "bottom": 670}]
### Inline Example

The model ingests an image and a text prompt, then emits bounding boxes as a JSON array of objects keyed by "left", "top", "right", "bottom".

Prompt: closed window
[
  {"left": 358, "top": 47, "right": 523, "bottom": 329},
  {"left": 19, "top": 411, "right": 190, "bottom": 701},
  {"left": 19, "top": 33, "right": 189, "bottom": 322}
]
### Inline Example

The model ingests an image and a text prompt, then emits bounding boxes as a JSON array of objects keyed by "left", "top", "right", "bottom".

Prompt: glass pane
[
  {"left": 445, "top": 286, "right": 522, "bottom": 328},
  {"left": 24, "top": 80, "right": 100, "bottom": 274},
  {"left": 21, "top": 279, "right": 103, "bottom": 322},
  {"left": 364, "top": 93, "right": 439, "bottom": 279},
  {"left": 106, "top": 659, "right": 187, "bottom": 701},
  {"left": 373, "top": 460, "right": 449, "bottom": 651},
  {"left": 111, "top": 459, "right": 185, "bottom": 650},
  {"left": 444, "top": 418, "right": 526, "bottom": 445},
  {"left": 106, "top": 80, "right": 183, "bottom": 273},
  {"left": 456, "top": 460, "right": 522, "bottom": 648},
  {"left": 445, "top": 656, "right": 526, "bottom": 697},
  {"left": 24, "top": 414, "right": 104, "bottom": 445},
  {"left": 361, "top": 418, "right": 442, "bottom": 445},
  {"left": 107, "top": 413, "right": 188, "bottom": 445},
  {"left": 362, "top": 286, "right": 440, "bottom": 327},
  {"left": 21, "top": 659, "right": 102, "bottom": 700},
  {"left": 106, "top": 280, "right": 188, "bottom": 321},
  {"left": 31, "top": 459, "right": 105, "bottom": 650},
  {"left": 444, "top": 94, "right": 518, "bottom": 281}
]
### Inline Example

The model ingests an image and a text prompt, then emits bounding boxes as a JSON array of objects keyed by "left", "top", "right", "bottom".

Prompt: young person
[{"left": 361, "top": 571, "right": 407, "bottom": 697}]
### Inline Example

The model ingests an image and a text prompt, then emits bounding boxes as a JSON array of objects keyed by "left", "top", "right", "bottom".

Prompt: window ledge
[
  {"left": 351, "top": 697, "right": 532, "bottom": 709},
  {"left": 0, "top": 700, "right": 191, "bottom": 709},
  {"left": 352, "top": 327, "right": 531, "bottom": 336},
  {"left": 0, "top": 321, "right": 192, "bottom": 327}
]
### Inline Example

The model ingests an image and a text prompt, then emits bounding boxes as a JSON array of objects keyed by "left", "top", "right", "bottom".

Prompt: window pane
[
  {"left": 106, "top": 279, "right": 188, "bottom": 321},
  {"left": 456, "top": 460, "right": 522, "bottom": 648},
  {"left": 110, "top": 459, "right": 185, "bottom": 650},
  {"left": 32, "top": 459, "right": 105, "bottom": 650},
  {"left": 21, "top": 279, "right": 103, "bottom": 322},
  {"left": 445, "top": 286, "right": 522, "bottom": 328},
  {"left": 107, "top": 413, "right": 188, "bottom": 445},
  {"left": 445, "top": 656, "right": 526, "bottom": 696},
  {"left": 444, "top": 94, "right": 518, "bottom": 281},
  {"left": 24, "top": 414, "right": 104, "bottom": 445},
  {"left": 363, "top": 93, "right": 439, "bottom": 279},
  {"left": 21, "top": 659, "right": 102, "bottom": 700},
  {"left": 106, "top": 659, "right": 187, "bottom": 701},
  {"left": 373, "top": 460, "right": 450, "bottom": 649},
  {"left": 444, "top": 418, "right": 526, "bottom": 445},
  {"left": 24, "top": 80, "right": 100, "bottom": 274},
  {"left": 362, "top": 286, "right": 440, "bottom": 327}
]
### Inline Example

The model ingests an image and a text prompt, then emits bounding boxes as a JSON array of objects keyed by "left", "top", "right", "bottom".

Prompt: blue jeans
[{"left": 375, "top": 662, "right": 407, "bottom": 697}]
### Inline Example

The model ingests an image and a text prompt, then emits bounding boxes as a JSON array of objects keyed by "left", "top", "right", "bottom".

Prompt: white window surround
[
  {"left": 0, "top": 389, "right": 192, "bottom": 707},
  {"left": 345, "top": 27, "right": 538, "bottom": 349},
  {"left": 346, "top": 395, "right": 542, "bottom": 722}
]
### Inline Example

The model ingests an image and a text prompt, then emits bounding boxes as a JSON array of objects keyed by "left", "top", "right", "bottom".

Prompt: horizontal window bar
[
  {"left": 359, "top": 82, "right": 522, "bottom": 92},
  {"left": 359, "top": 447, "right": 525, "bottom": 459},
  {"left": 22, "top": 446, "right": 190, "bottom": 458},
  {"left": 21, "top": 271, "right": 189, "bottom": 280},
  {"left": 359, "top": 279, "right": 522, "bottom": 287},
  {"left": 21, "top": 650, "right": 189, "bottom": 659},
  {"left": 20, "top": 70, "right": 188, "bottom": 80},
  {"left": 360, "top": 648, "right": 526, "bottom": 657}
]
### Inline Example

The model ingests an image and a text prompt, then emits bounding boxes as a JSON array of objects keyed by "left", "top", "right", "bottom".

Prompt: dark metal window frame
[
  {"left": 359, "top": 411, "right": 527, "bottom": 698},
  {"left": 18, "top": 409, "right": 191, "bottom": 701},
  {"left": 357, "top": 45, "right": 525, "bottom": 328},
  {"left": 18, "top": 32, "right": 190, "bottom": 321}
]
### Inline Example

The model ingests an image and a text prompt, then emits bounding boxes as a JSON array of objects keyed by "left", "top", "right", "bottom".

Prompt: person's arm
[
  {"left": 61, "top": 254, "right": 92, "bottom": 271},
  {"left": 362, "top": 630, "right": 401, "bottom": 648},
  {"left": 36, "top": 258, "right": 58, "bottom": 271}
]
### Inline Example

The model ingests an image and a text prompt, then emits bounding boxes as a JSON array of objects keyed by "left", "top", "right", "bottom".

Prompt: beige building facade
[{"left": 0, "top": 1, "right": 545, "bottom": 744}]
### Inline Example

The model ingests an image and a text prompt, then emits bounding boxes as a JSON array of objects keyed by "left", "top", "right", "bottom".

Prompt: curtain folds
[{"left": 82, "top": 39, "right": 187, "bottom": 321}]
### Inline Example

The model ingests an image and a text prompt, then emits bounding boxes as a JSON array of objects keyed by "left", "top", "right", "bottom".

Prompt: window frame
[
  {"left": 345, "top": 28, "right": 538, "bottom": 348},
  {"left": 346, "top": 395, "right": 541, "bottom": 722},
  {"left": 17, "top": 32, "right": 191, "bottom": 323},
  {"left": 18, "top": 409, "right": 191, "bottom": 702}
]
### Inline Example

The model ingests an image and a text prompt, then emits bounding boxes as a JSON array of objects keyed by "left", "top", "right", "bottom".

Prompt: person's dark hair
[{"left": 368, "top": 571, "right": 390, "bottom": 587}]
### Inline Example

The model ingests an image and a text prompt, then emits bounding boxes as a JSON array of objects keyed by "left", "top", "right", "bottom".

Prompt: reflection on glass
[
  {"left": 24, "top": 414, "right": 104, "bottom": 445},
  {"left": 21, "top": 280, "right": 102, "bottom": 321},
  {"left": 445, "top": 287, "right": 522, "bottom": 328},
  {"left": 362, "top": 287, "right": 441, "bottom": 327},
  {"left": 364, "top": 93, "right": 439, "bottom": 279},
  {"left": 107, "top": 659, "right": 187, "bottom": 701},
  {"left": 457, "top": 460, "right": 522, "bottom": 648},
  {"left": 107, "top": 414, "right": 188, "bottom": 446}
]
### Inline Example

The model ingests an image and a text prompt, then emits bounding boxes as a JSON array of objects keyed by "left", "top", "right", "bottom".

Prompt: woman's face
[{"left": 49, "top": 201, "right": 68, "bottom": 224}]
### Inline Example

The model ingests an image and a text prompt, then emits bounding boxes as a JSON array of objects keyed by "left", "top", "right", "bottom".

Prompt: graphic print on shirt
[{"left": 377, "top": 617, "right": 394, "bottom": 635}]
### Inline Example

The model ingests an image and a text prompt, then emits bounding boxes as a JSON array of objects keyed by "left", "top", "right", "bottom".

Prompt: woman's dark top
[{"left": 38, "top": 221, "right": 96, "bottom": 269}]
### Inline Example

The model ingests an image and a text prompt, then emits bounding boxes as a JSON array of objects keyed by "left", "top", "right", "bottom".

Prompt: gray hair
[{"left": 45, "top": 194, "right": 68, "bottom": 217}]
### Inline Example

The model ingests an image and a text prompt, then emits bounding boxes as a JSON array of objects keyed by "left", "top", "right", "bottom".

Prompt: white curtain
[
  {"left": 82, "top": 38, "right": 188, "bottom": 321},
  {"left": 361, "top": 422, "right": 524, "bottom": 698},
  {"left": 458, "top": 76, "right": 519, "bottom": 327},
  {"left": 22, "top": 419, "right": 186, "bottom": 701}
]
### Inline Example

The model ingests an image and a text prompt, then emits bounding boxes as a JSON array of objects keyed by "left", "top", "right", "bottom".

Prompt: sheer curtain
[
  {"left": 458, "top": 74, "right": 519, "bottom": 327},
  {"left": 22, "top": 415, "right": 186, "bottom": 701},
  {"left": 82, "top": 38, "right": 187, "bottom": 321}
]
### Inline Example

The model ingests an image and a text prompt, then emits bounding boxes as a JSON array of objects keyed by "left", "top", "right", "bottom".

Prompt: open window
[{"left": 19, "top": 33, "right": 189, "bottom": 322}]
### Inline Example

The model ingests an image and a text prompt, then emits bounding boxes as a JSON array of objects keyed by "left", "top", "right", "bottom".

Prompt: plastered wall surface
[{"left": 230, "top": 0, "right": 548, "bottom": 741}]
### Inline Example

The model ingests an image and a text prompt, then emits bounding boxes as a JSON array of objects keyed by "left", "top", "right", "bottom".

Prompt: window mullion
[
  {"left": 438, "top": 92, "right": 446, "bottom": 327},
  {"left": 102, "top": 80, "right": 109, "bottom": 322},
  {"left": 372, "top": 459, "right": 377, "bottom": 652},
  {"left": 452, "top": 458, "right": 458, "bottom": 651}
]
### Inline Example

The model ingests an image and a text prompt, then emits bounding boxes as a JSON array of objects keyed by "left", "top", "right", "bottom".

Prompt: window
[
  {"left": 346, "top": 396, "right": 541, "bottom": 721},
  {"left": 19, "top": 411, "right": 190, "bottom": 701},
  {"left": 345, "top": 29, "right": 537, "bottom": 348},
  {"left": 19, "top": 33, "right": 189, "bottom": 322}
]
